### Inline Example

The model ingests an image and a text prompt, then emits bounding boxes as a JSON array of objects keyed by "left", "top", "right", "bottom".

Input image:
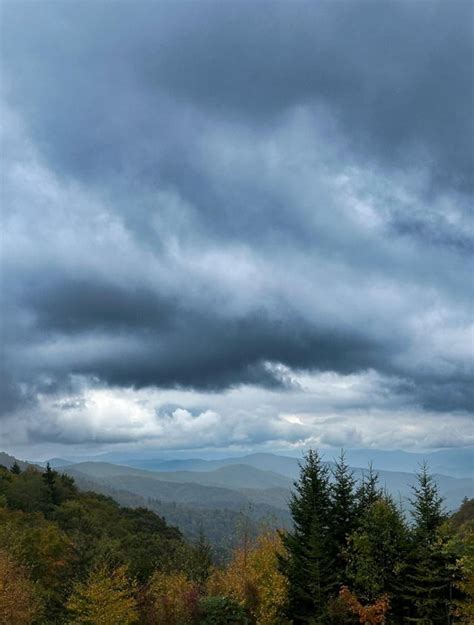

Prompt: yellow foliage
[
  {"left": 0, "top": 507, "right": 75, "bottom": 590},
  {"left": 66, "top": 564, "right": 138, "bottom": 625},
  {"left": 0, "top": 549, "right": 42, "bottom": 625},
  {"left": 147, "top": 571, "right": 199, "bottom": 625},
  {"left": 207, "top": 530, "right": 288, "bottom": 625},
  {"left": 453, "top": 526, "right": 474, "bottom": 622}
]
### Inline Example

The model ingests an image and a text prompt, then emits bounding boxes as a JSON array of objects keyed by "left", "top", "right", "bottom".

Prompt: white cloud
[{"left": 2, "top": 368, "right": 472, "bottom": 460}]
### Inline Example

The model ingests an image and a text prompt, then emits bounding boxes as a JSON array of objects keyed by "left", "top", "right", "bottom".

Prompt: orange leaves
[{"left": 338, "top": 586, "right": 390, "bottom": 625}]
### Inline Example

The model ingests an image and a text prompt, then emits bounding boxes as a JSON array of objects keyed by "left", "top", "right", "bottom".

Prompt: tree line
[
  {"left": 279, "top": 449, "right": 472, "bottom": 624},
  {"left": 0, "top": 452, "right": 472, "bottom": 624}
]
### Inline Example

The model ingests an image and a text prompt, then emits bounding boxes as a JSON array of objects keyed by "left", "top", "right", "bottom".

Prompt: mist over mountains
[{"left": 38, "top": 447, "right": 474, "bottom": 478}]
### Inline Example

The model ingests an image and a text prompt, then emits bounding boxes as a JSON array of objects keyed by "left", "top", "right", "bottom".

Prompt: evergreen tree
[
  {"left": 330, "top": 450, "right": 357, "bottom": 585},
  {"left": 10, "top": 461, "right": 21, "bottom": 475},
  {"left": 345, "top": 495, "right": 409, "bottom": 621},
  {"left": 191, "top": 529, "right": 213, "bottom": 588},
  {"left": 403, "top": 464, "right": 453, "bottom": 623},
  {"left": 279, "top": 449, "right": 335, "bottom": 624},
  {"left": 42, "top": 462, "right": 60, "bottom": 508},
  {"left": 356, "top": 462, "right": 382, "bottom": 516},
  {"left": 411, "top": 463, "right": 447, "bottom": 538}
]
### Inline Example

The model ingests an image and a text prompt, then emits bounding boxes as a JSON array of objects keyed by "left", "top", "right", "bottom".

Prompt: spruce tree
[
  {"left": 403, "top": 464, "right": 453, "bottom": 623},
  {"left": 42, "top": 462, "right": 60, "bottom": 510},
  {"left": 356, "top": 462, "right": 382, "bottom": 516},
  {"left": 411, "top": 463, "right": 447, "bottom": 537},
  {"left": 330, "top": 450, "right": 357, "bottom": 586},
  {"left": 10, "top": 461, "right": 21, "bottom": 475},
  {"left": 192, "top": 529, "right": 213, "bottom": 588},
  {"left": 279, "top": 449, "right": 335, "bottom": 624},
  {"left": 345, "top": 495, "right": 409, "bottom": 620}
]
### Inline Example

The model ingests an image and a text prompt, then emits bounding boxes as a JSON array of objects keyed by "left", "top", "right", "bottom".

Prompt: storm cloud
[{"left": 0, "top": 1, "right": 473, "bottom": 454}]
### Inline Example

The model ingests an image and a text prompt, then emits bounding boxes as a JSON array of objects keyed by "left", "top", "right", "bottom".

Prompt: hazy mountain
[
  {"left": 63, "top": 461, "right": 292, "bottom": 489},
  {"left": 62, "top": 458, "right": 474, "bottom": 514},
  {"left": 238, "top": 487, "right": 291, "bottom": 510},
  {"left": 66, "top": 470, "right": 291, "bottom": 560},
  {"left": 63, "top": 464, "right": 285, "bottom": 512},
  {"left": 36, "top": 457, "right": 74, "bottom": 468},
  {"left": 97, "top": 448, "right": 474, "bottom": 479},
  {"left": 118, "top": 453, "right": 301, "bottom": 476},
  {"left": 341, "top": 448, "right": 474, "bottom": 478},
  {"left": 0, "top": 452, "right": 40, "bottom": 471}
]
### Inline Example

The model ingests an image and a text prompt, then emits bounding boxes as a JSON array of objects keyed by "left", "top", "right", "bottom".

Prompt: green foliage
[
  {"left": 345, "top": 497, "right": 408, "bottom": 620},
  {"left": 355, "top": 463, "right": 383, "bottom": 513},
  {"left": 0, "top": 456, "right": 471, "bottom": 624},
  {"left": 190, "top": 530, "right": 213, "bottom": 587},
  {"left": 446, "top": 511, "right": 474, "bottom": 623},
  {"left": 198, "top": 596, "right": 249, "bottom": 624},
  {"left": 0, "top": 506, "right": 75, "bottom": 621},
  {"left": 279, "top": 449, "right": 335, "bottom": 624},
  {"left": 411, "top": 463, "right": 448, "bottom": 538},
  {"left": 402, "top": 464, "right": 454, "bottom": 623},
  {"left": 0, "top": 464, "right": 191, "bottom": 623},
  {"left": 10, "top": 461, "right": 21, "bottom": 475},
  {"left": 330, "top": 451, "right": 357, "bottom": 585},
  {"left": 449, "top": 497, "right": 474, "bottom": 532}
]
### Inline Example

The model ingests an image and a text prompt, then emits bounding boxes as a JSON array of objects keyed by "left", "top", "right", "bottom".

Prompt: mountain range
[
  {"left": 39, "top": 447, "right": 474, "bottom": 478},
  {"left": 6, "top": 449, "right": 472, "bottom": 556}
]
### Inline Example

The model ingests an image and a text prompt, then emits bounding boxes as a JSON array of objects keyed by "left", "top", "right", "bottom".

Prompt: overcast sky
[{"left": 1, "top": 1, "right": 473, "bottom": 460}]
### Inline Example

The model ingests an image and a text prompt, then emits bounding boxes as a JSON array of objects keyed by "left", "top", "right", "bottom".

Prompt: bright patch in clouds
[{"left": 3, "top": 369, "right": 472, "bottom": 459}]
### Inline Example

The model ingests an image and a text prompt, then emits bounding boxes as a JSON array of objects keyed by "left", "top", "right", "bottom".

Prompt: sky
[{"left": 1, "top": 1, "right": 473, "bottom": 461}]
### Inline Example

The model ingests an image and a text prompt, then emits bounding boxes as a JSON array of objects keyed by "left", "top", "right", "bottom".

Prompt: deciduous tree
[
  {"left": 67, "top": 564, "right": 138, "bottom": 625},
  {"left": 0, "top": 549, "right": 42, "bottom": 625}
]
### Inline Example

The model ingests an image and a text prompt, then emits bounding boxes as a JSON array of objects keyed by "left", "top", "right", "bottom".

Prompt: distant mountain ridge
[
  {"left": 55, "top": 448, "right": 473, "bottom": 478},
  {"left": 60, "top": 456, "right": 474, "bottom": 514},
  {"left": 0, "top": 452, "right": 41, "bottom": 471},
  {"left": 3, "top": 449, "right": 473, "bottom": 559},
  {"left": 65, "top": 461, "right": 292, "bottom": 490}
]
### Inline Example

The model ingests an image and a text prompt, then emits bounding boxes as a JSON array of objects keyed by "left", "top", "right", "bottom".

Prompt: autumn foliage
[
  {"left": 338, "top": 586, "right": 390, "bottom": 625},
  {"left": 147, "top": 571, "right": 199, "bottom": 625},
  {"left": 66, "top": 564, "right": 139, "bottom": 625},
  {"left": 207, "top": 531, "right": 288, "bottom": 625},
  {"left": 1, "top": 457, "right": 473, "bottom": 624},
  {"left": 0, "top": 549, "right": 42, "bottom": 624}
]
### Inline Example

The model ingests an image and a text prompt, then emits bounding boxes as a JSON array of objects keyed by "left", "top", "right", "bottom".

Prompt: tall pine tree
[
  {"left": 279, "top": 449, "right": 335, "bottom": 624},
  {"left": 356, "top": 462, "right": 383, "bottom": 516},
  {"left": 330, "top": 450, "right": 357, "bottom": 586},
  {"left": 42, "top": 462, "right": 60, "bottom": 511},
  {"left": 404, "top": 463, "right": 453, "bottom": 624},
  {"left": 10, "top": 461, "right": 21, "bottom": 475},
  {"left": 345, "top": 495, "right": 409, "bottom": 621}
]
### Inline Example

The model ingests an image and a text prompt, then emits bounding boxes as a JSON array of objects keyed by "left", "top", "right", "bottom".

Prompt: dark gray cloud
[
  {"left": 1, "top": 1, "right": 473, "bottom": 450},
  {"left": 2, "top": 1, "right": 472, "bottom": 192}
]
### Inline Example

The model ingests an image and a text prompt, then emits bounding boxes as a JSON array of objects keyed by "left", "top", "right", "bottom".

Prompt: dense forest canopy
[{"left": 0, "top": 451, "right": 473, "bottom": 624}]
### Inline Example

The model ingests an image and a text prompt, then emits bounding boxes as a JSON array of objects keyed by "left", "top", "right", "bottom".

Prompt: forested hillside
[
  {"left": 1, "top": 452, "right": 473, "bottom": 624},
  {"left": 64, "top": 470, "right": 288, "bottom": 562}
]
